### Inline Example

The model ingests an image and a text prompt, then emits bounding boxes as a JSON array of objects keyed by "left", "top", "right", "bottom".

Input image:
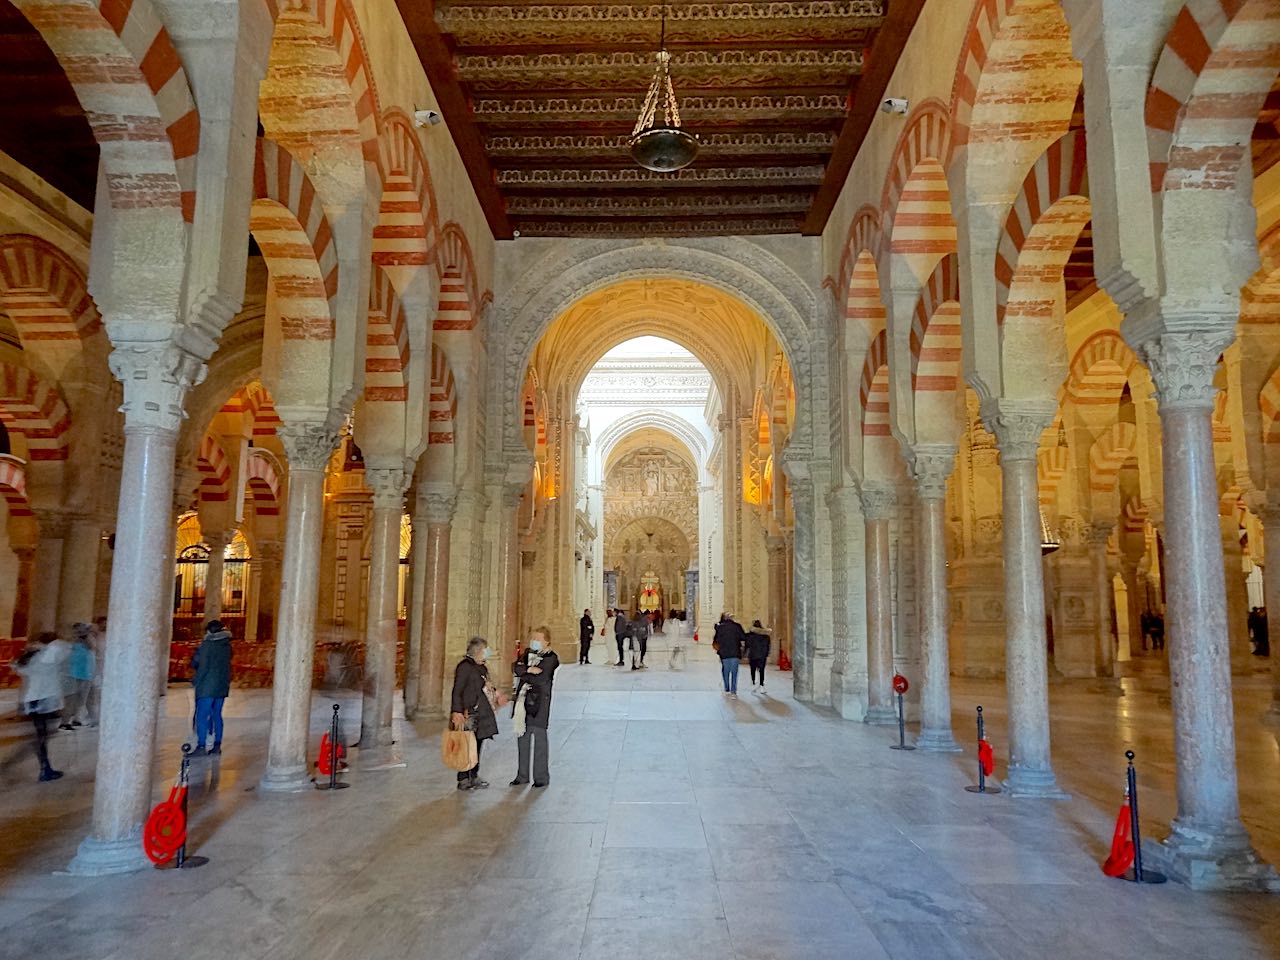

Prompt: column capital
[
  {"left": 203, "top": 529, "right": 232, "bottom": 551},
  {"left": 860, "top": 482, "right": 896, "bottom": 521},
  {"left": 980, "top": 399, "right": 1056, "bottom": 462},
  {"left": 1085, "top": 521, "right": 1114, "bottom": 547},
  {"left": 108, "top": 342, "right": 206, "bottom": 433},
  {"left": 256, "top": 540, "right": 283, "bottom": 563},
  {"left": 30, "top": 507, "right": 69, "bottom": 538},
  {"left": 910, "top": 444, "right": 957, "bottom": 502},
  {"left": 1134, "top": 330, "right": 1233, "bottom": 413},
  {"left": 416, "top": 482, "right": 457, "bottom": 525},
  {"left": 500, "top": 481, "right": 526, "bottom": 510},
  {"left": 366, "top": 466, "right": 409, "bottom": 511},
  {"left": 278, "top": 423, "right": 339, "bottom": 473}
]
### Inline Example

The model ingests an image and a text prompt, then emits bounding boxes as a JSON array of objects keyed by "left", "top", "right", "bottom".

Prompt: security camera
[
  {"left": 414, "top": 109, "right": 443, "bottom": 128},
  {"left": 881, "top": 98, "right": 910, "bottom": 116}
]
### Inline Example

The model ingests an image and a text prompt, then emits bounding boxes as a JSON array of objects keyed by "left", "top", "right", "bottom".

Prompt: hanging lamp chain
[{"left": 631, "top": 0, "right": 683, "bottom": 136}]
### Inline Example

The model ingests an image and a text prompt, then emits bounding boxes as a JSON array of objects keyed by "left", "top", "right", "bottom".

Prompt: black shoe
[
  {"left": 471, "top": 778, "right": 490, "bottom": 789},
  {"left": 631, "top": 665, "right": 639, "bottom": 671},
  {"left": 210, "top": 744, "right": 222, "bottom": 755},
  {"left": 510, "top": 777, "right": 529, "bottom": 786},
  {"left": 38, "top": 767, "right": 63, "bottom": 782},
  {"left": 188, "top": 746, "right": 208, "bottom": 757},
  {"left": 457, "top": 779, "right": 473, "bottom": 791},
  {"left": 615, "top": 660, "right": 624, "bottom": 666},
  {"left": 58, "top": 723, "right": 74, "bottom": 731},
  {"left": 532, "top": 781, "right": 548, "bottom": 789},
  {"left": 70, "top": 720, "right": 83, "bottom": 728}
]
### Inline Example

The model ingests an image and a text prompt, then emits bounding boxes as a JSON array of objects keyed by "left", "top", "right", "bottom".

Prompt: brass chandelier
[{"left": 629, "top": 1, "right": 698, "bottom": 172}]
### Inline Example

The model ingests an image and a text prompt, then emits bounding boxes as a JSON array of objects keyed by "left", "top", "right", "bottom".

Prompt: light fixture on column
[
  {"left": 1040, "top": 508, "right": 1061, "bottom": 556},
  {"left": 629, "top": 0, "right": 698, "bottom": 172}
]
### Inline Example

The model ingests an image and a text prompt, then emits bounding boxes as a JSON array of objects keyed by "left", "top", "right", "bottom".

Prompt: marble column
[
  {"left": 1119, "top": 559, "right": 1140, "bottom": 663},
  {"left": 1087, "top": 523, "right": 1117, "bottom": 680},
  {"left": 28, "top": 508, "right": 67, "bottom": 636},
  {"left": 985, "top": 402, "right": 1066, "bottom": 799},
  {"left": 10, "top": 544, "right": 35, "bottom": 638},
  {"left": 70, "top": 344, "right": 203, "bottom": 875},
  {"left": 417, "top": 486, "right": 455, "bottom": 719},
  {"left": 1259, "top": 505, "right": 1280, "bottom": 725},
  {"left": 259, "top": 424, "right": 337, "bottom": 792},
  {"left": 495, "top": 482, "right": 525, "bottom": 676},
  {"left": 1135, "top": 332, "right": 1277, "bottom": 890},
  {"left": 58, "top": 515, "right": 103, "bottom": 628},
  {"left": 202, "top": 530, "right": 230, "bottom": 624},
  {"left": 403, "top": 496, "right": 429, "bottom": 721},
  {"left": 255, "top": 541, "right": 282, "bottom": 640},
  {"left": 789, "top": 477, "right": 817, "bottom": 701},
  {"left": 912, "top": 449, "right": 962, "bottom": 752},
  {"left": 360, "top": 466, "right": 407, "bottom": 751},
  {"left": 861, "top": 483, "right": 897, "bottom": 725},
  {"left": 766, "top": 535, "right": 786, "bottom": 641}
]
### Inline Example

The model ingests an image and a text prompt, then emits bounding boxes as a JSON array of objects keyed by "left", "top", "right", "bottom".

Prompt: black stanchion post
[
  {"left": 166, "top": 744, "right": 208, "bottom": 869},
  {"left": 889, "top": 691, "right": 915, "bottom": 751},
  {"left": 316, "top": 703, "right": 350, "bottom": 792},
  {"left": 964, "top": 705, "right": 1000, "bottom": 795},
  {"left": 1123, "top": 750, "right": 1165, "bottom": 884}
]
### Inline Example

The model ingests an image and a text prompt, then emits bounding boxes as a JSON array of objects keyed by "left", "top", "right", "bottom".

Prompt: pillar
[
  {"left": 403, "top": 494, "right": 429, "bottom": 720},
  {"left": 913, "top": 448, "right": 962, "bottom": 752},
  {"left": 788, "top": 475, "right": 817, "bottom": 701},
  {"left": 202, "top": 530, "right": 229, "bottom": 624},
  {"left": 28, "top": 508, "right": 67, "bottom": 636},
  {"left": 985, "top": 402, "right": 1066, "bottom": 799},
  {"left": 259, "top": 424, "right": 337, "bottom": 792},
  {"left": 826, "top": 486, "right": 869, "bottom": 720},
  {"left": 255, "top": 541, "right": 282, "bottom": 640},
  {"left": 861, "top": 483, "right": 896, "bottom": 725},
  {"left": 1135, "top": 333, "right": 1278, "bottom": 889},
  {"left": 1119, "top": 558, "right": 1140, "bottom": 663},
  {"left": 10, "top": 544, "right": 34, "bottom": 638},
  {"left": 417, "top": 485, "right": 455, "bottom": 719},
  {"left": 58, "top": 515, "right": 103, "bottom": 628},
  {"left": 1087, "top": 523, "right": 1117, "bottom": 680},
  {"left": 766, "top": 534, "right": 786, "bottom": 649},
  {"left": 1259, "top": 505, "right": 1280, "bottom": 725},
  {"left": 495, "top": 482, "right": 524, "bottom": 677},
  {"left": 69, "top": 345, "right": 202, "bottom": 875},
  {"left": 360, "top": 466, "right": 407, "bottom": 751}
]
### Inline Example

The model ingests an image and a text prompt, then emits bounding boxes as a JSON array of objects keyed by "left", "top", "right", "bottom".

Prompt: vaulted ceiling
[{"left": 397, "top": 1, "right": 924, "bottom": 239}]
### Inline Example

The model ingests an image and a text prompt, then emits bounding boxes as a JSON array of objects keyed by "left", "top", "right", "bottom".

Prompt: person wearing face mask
[
  {"left": 510, "top": 626, "right": 560, "bottom": 788},
  {"left": 450, "top": 637, "right": 500, "bottom": 791}
]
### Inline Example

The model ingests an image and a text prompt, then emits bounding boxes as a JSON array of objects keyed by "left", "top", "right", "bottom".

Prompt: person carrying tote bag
[{"left": 447, "top": 637, "right": 500, "bottom": 790}]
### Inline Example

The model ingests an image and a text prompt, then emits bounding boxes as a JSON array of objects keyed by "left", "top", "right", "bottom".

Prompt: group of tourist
[
  {"left": 9, "top": 618, "right": 104, "bottom": 782},
  {"left": 713, "top": 613, "right": 771, "bottom": 698}
]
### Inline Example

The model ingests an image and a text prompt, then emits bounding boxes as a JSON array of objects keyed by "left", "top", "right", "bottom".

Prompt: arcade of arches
[{"left": 0, "top": 0, "right": 1279, "bottom": 951}]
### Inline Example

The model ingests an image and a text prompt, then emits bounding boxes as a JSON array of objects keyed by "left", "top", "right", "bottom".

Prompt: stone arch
[
  {"left": 364, "top": 267, "right": 409, "bottom": 404},
  {"left": 1038, "top": 443, "right": 1070, "bottom": 509},
  {"left": 1065, "top": 331, "right": 1141, "bottom": 407},
  {"left": 881, "top": 100, "right": 956, "bottom": 285},
  {"left": 596, "top": 409, "right": 708, "bottom": 480},
  {"left": 832, "top": 205, "right": 883, "bottom": 307},
  {"left": 859, "top": 330, "right": 896, "bottom": 480},
  {"left": 435, "top": 223, "right": 488, "bottom": 331},
  {"left": 373, "top": 109, "right": 440, "bottom": 296},
  {"left": 1090, "top": 421, "right": 1138, "bottom": 515},
  {"left": 244, "top": 450, "right": 281, "bottom": 518},
  {"left": 910, "top": 253, "right": 963, "bottom": 443},
  {"left": 493, "top": 238, "right": 817, "bottom": 459},
  {"left": 0, "top": 455, "right": 31, "bottom": 518},
  {"left": 0, "top": 360, "right": 71, "bottom": 461},
  {"left": 0, "top": 235, "right": 101, "bottom": 344},
  {"left": 1259, "top": 367, "right": 1280, "bottom": 444},
  {"left": 196, "top": 435, "right": 231, "bottom": 504},
  {"left": 10, "top": 0, "right": 199, "bottom": 220},
  {"left": 423, "top": 342, "right": 458, "bottom": 481}
]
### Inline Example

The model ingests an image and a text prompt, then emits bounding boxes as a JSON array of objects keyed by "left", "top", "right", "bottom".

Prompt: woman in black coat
[
  {"left": 745, "top": 620, "right": 772, "bottom": 693},
  {"left": 450, "top": 637, "right": 499, "bottom": 790}
]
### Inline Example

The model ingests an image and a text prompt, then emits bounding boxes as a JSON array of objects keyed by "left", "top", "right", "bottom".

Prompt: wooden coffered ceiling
[{"left": 396, "top": 1, "right": 925, "bottom": 239}]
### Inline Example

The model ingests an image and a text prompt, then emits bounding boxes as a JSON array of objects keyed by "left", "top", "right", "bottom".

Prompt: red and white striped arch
[
  {"left": 948, "top": 0, "right": 1080, "bottom": 167},
  {"left": 0, "top": 235, "right": 100, "bottom": 343},
  {"left": 251, "top": 138, "right": 339, "bottom": 342},
  {"left": 196, "top": 434, "right": 231, "bottom": 504},
  {"left": 0, "top": 361, "right": 71, "bottom": 461},
  {"left": 0, "top": 455, "right": 31, "bottom": 518},
  {"left": 881, "top": 100, "right": 955, "bottom": 282},
  {"left": 910, "top": 253, "right": 962, "bottom": 395},
  {"left": 365, "top": 268, "right": 409, "bottom": 403},
  {"left": 244, "top": 450, "right": 281, "bottom": 518},
  {"left": 429, "top": 343, "right": 457, "bottom": 447},
  {"left": 1146, "top": 0, "right": 1280, "bottom": 194},
  {"left": 1259, "top": 368, "right": 1280, "bottom": 444},
  {"left": 860, "top": 330, "right": 892, "bottom": 439},
  {"left": 845, "top": 248, "right": 887, "bottom": 351},
  {"left": 373, "top": 110, "right": 439, "bottom": 280},
  {"left": 435, "top": 223, "right": 488, "bottom": 331},
  {"left": 995, "top": 130, "right": 1090, "bottom": 324},
  {"left": 1037, "top": 442, "right": 1069, "bottom": 508},
  {"left": 1089, "top": 422, "right": 1138, "bottom": 496},
  {"left": 226, "top": 382, "right": 284, "bottom": 441},
  {"left": 1066, "top": 331, "right": 1140, "bottom": 407},
  {"left": 833, "top": 205, "right": 883, "bottom": 310},
  {"left": 11, "top": 0, "right": 200, "bottom": 220}
]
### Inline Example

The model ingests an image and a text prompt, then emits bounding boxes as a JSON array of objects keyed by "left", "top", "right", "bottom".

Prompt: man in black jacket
[
  {"left": 579, "top": 609, "right": 594, "bottom": 664},
  {"left": 511, "top": 627, "right": 560, "bottom": 787},
  {"left": 613, "top": 609, "right": 629, "bottom": 666},
  {"left": 450, "top": 637, "right": 498, "bottom": 790},
  {"left": 713, "top": 613, "right": 746, "bottom": 698}
]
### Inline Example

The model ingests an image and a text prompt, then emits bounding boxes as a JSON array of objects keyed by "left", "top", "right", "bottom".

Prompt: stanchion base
[
  {"left": 889, "top": 744, "right": 916, "bottom": 751},
  {"left": 157, "top": 855, "right": 209, "bottom": 870},
  {"left": 964, "top": 784, "right": 1001, "bottom": 794},
  {"left": 315, "top": 781, "right": 350, "bottom": 791},
  {"left": 1123, "top": 869, "right": 1166, "bottom": 884}
]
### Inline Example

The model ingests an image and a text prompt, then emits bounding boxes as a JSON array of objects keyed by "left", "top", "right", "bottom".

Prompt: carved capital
[
  {"left": 278, "top": 423, "right": 339, "bottom": 473},
  {"left": 366, "top": 466, "right": 409, "bottom": 511},
  {"left": 417, "top": 483, "right": 458, "bottom": 525},
  {"left": 31, "top": 508, "right": 69, "bottom": 539},
  {"left": 256, "top": 541, "right": 283, "bottom": 563},
  {"left": 108, "top": 342, "right": 206, "bottom": 434},
  {"left": 1136, "top": 331, "right": 1233, "bottom": 413},
  {"left": 911, "top": 444, "right": 956, "bottom": 502},
  {"left": 1085, "top": 521, "right": 1114, "bottom": 547},
  {"left": 860, "top": 482, "right": 896, "bottom": 521},
  {"left": 981, "top": 400, "right": 1056, "bottom": 463},
  {"left": 203, "top": 529, "right": 232, "bottom": 551}
]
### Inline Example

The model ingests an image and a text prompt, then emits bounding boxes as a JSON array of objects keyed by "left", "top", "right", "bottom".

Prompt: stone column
[
  {"left": 861, "top": 483, "right": 897, "bottom": 725},
  {"left": 766, "top": 535, "right": 786, "bottom": 640},
  {"left": 1136, "top": 333, "right": 1277, "bottom": 889},
  {"left": 417, "top": 486, "right": 455, "bottom": 720},
  {"left": 985, "top": 402, "right": 1066, "bottom": 799},
  {"left": 202, "top": 530, "right": 230, "bottom": 624},
  {"left": 495, "top": 482, "right": 525, "bottom": 675},
  {"left": 1118, "top": 558, "right": 1140, "bottom": 663},
  {"left": 1087, "top": 522, "right": 1117, "bottom": 680},
  {"left": 28, "top": 508, "right": 67, "bottom": 636},
  {"left": 912, "top": 449, "right": 962, "bottom": 752},
  {"left": 1258, "top": 505, "right": 1280, "bottom": 725},
  {"left": 70, "top": 345, "right": 203, "bottom": 875},
  {"left": 403, "top": 496, "right": 428, "bottom": 721},
  {"left": 58, "top": 515, "right": 103, "bottom": 628},
  {"left": 360, "top": 466, "right": 407, "bottom": 752},
  {"left": 789, "top": 477, "right": 817, "bottom": 701},
  {"left": 10, "top": 544, "right": 34, "bottom": 638},
  {"left": 259, "top": 424, "right": 337, "bottom": 792},
  {"left": 255, "top": 541, "right": 282, "bottom": 640}
]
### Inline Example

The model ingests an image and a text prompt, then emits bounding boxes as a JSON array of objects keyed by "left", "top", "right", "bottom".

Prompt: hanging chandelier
[
  {"left": 1040, "top": 508, "right": 1061, "bottom": 556},
  {"left": 629, "top": 1, "right": 698, "bottom": 172}
]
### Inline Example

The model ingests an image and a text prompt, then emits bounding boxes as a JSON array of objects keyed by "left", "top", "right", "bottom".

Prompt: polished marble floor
[{"left": 0, "top": 636, "right": 1278, "bottom": 960}]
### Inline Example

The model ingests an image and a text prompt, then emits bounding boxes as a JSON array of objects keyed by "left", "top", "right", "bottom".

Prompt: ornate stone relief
[
  {"left": 109, "top": 343, "right": 206, "bottom": 433},
  {"left": 1136, "top": 331, "right": 1234, "bottom": 413},
  {"left": 278, "top": 424, "right": 340, "bottom": 474}
]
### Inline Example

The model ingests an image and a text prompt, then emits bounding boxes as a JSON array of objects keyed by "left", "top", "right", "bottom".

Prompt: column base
[
  {"left": 258, "top": 765, "right": 313, "bottom": 793},
  {"left": 358, "top": 746, "right": 407, "bottom": 771},
  {"left": 1144, "top": 820, "right": 1280, "bottom": 892},
  {"left": 1002, "top": 764, "right": 1070, "bottom": 799},
  {"left": 864, "top": 704, "right": 897, "bottom": 726},
  {"left": 67, "top": 833, "right": 151, "bottom": 876},
  {"left": 915, "top": 728, "right": 963, "bottom": 753}
]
